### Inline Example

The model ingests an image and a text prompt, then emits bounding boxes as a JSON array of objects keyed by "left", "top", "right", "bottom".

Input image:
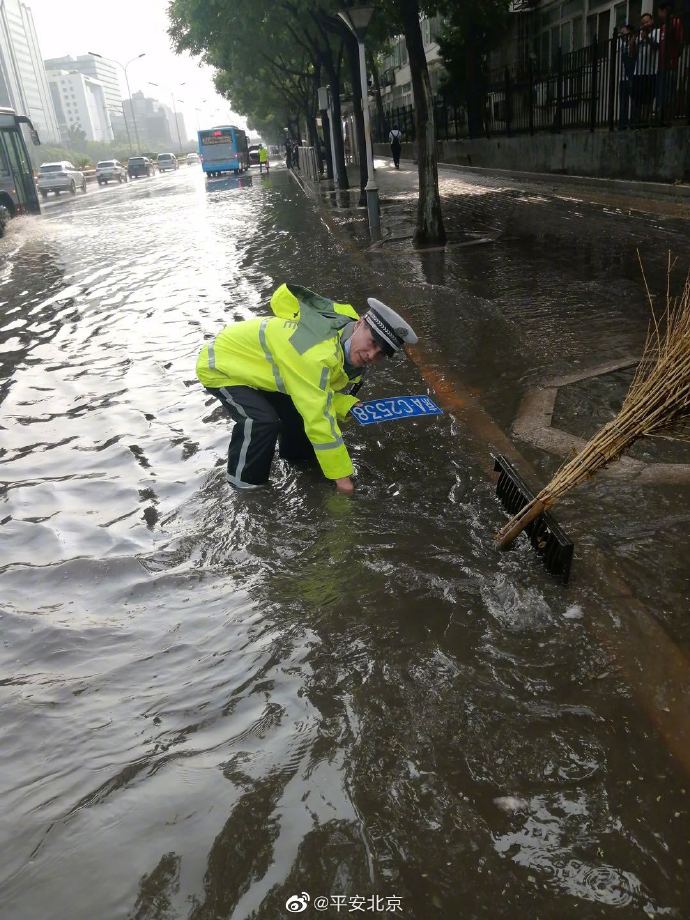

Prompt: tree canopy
[{"left": 168, "top": 0, "right": 475, "bottom": 244}]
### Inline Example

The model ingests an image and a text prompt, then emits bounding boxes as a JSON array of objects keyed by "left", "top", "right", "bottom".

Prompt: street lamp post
[
  {"left": 337, "top": 6, "right": 380, "bottom": 238},
  {"left": 194, "top": 100, "right": 208, "bottom": 132},
  {"left": 149, "top": 82, "right": 185, "bottom": 154},
  {"left": 119, "top": 101, "right": 132, "bottom": 152},
  {"left": 88, "top": 51, "right": 146, "bottom": 152}
]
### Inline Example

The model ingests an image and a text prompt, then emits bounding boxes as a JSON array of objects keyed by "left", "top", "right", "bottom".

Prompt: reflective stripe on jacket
[{"left": 197, "top": 284, "right": 362, "bottom": 479}]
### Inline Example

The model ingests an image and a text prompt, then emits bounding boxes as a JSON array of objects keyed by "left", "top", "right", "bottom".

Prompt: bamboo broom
[{"left": 496, "top": 256, "right": 690, "bottom": 549}]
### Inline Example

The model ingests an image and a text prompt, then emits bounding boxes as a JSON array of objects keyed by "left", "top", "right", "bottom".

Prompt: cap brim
[{"left": 366, "top": 298, "right": 418, "bottom": 346}]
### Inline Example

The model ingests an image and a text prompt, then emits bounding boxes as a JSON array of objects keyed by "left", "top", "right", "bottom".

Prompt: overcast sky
[{"left": 29, "top": 0, "right": 250, "bottom": 139}]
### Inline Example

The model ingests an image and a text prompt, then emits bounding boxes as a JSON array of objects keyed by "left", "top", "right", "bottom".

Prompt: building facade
[
  {"left": 501, "top": 0, "right": 655, "bottom": 70},
  {"left": 46, "top": 69, "right": 113, "bottom": 143},
  {"left": 379, "top": 14, "right": 445, "bottom": 111},
  {"left": 378, "top": 1, "right": 661, "bottom": 115},
  {"left": 0, "top": 0, "right": 59, "bottom": 142},
  {"left": 123, "top": 91, "right": 174, "bottom": 150},
  {"left": 44, "top": 54, "right": 125, "bottom": 140}
]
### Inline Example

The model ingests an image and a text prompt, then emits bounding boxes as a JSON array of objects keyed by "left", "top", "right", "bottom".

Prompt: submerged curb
[{"left": 432, "top": 160, "right": 690, "bottom": 201}]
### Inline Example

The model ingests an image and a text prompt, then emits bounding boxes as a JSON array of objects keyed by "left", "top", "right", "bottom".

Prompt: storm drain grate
[{"left": 492, "top": 453, "right": 574, "bottom": 584}]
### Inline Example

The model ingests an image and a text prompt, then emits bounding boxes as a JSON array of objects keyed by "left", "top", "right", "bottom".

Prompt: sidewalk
[
  {"left": 337, "top": 158, "right": 690, "bottom": 223},
  {"left": 290, "top": 159, "right": 690, "bottom": 757}
]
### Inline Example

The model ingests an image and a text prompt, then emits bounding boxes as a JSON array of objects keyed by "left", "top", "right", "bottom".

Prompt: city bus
[
  {"left": 198, "top": 125, "right": 249, "bottom": 177},
  {"left": 0, "top": 107, "right": 41, "bottom": 235}
]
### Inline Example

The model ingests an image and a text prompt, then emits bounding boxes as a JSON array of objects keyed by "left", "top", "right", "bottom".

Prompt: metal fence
[
  {"left": 374, "top": 23, "right": 690, "bottom": 142},
  {"left": 296, "top": 146, "right": 321, "bottom": 180}
]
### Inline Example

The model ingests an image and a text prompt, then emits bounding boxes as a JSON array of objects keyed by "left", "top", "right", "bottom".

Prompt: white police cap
[{"left": 363, "top": 298, "right": 418, "bottom": 354}]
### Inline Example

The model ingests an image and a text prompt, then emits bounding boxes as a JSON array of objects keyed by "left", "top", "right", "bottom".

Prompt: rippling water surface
[{"left": 1, "top": 167, "right": 689, "bottom": 919}]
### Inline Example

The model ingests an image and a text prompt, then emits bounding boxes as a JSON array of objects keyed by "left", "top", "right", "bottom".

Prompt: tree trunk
[
  {"left": 345, "top": 35, "right": 367, "bottom": 207},
  {"left": 320, "top": 44, "right": 349, "bottom": 189},
  {"left": 312, "top": 72, "right": 325, "bottom": 175},
  {"left": 307, "top": 113, "right": 319, "bottom": 148},
  {"left": 368, "top": 50, "right": 386, "bottom": 143},
  {"left": 398, "top": 0, "right": 446, "bottom": 247},
  {"left": 288, "top": 116, "right": 300, "bottom": 143},
  {"left": 328, "top": 76, "right": 349, "bottom": 188},
  {"left": 322, "top": 110, "right": 333, "bottom": 179}
]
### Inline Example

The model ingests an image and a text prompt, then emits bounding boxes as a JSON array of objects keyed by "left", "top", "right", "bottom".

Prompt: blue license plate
[{"left": 351, "top": 395, "right": 443, "bottom": 426}]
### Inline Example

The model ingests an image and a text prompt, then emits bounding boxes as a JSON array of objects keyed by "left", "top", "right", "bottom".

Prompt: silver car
[
  {"left": 96, "top": 160, "right": 127, "bottom": 185},
  {"left": 37, "top": 161, "right": 87, "bottom": 197},
  {"left": 157, "top": 152, "right": 179, "bottom": 172}
]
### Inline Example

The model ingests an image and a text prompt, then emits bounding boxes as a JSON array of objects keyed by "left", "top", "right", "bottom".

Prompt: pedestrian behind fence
[
  {"left": 389, "top": 125, "right": 402, "bottom": 169},
  {"left": 655, "top": 1, "right": 684, "bottom": 124},
  {"left": 631, "top": 12, "right": 658, "bottom": 125},
  {"left": 617, "top": 24, "right": 637, "bottom": 129}
]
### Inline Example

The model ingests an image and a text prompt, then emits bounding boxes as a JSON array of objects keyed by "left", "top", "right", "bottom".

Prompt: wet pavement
[{"left": 1, "top": 162, "right": 690, "bottom": 919}]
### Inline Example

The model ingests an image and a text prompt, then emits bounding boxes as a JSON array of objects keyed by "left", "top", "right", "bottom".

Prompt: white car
[
  {"left": 96, "top": 160, "right": 127, "bottom": 185},
  {"left": 37, "top": 161, "right": 87, "bottom": 197},
  {"left": 186, "top": 153, "right": 200, "bottom": 165}
]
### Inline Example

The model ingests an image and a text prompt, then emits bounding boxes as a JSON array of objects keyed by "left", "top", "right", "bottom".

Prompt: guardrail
[
  {"left": 374, "top": 19, "right": 690, "bottom": 141},
  {"left": 296, "top": 146, "right": 320, "bottom": 181}
]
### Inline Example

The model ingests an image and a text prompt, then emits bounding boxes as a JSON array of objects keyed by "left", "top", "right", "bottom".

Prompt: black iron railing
[{"left": 373, "top": 23, "right": 690, "bottom": 143}]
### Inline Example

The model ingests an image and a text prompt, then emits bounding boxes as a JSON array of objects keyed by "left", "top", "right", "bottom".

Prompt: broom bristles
[{"left": 496, "top": 257, "right": 690, "bottom": 549}]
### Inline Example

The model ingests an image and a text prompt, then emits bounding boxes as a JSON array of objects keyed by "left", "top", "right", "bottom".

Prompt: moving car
[
  {"left": 157, "top": 152, "right": 178, "bottom": 172},
  {"left": 127, "top": 156, "right": 154, "bottom": 179},
  {"left": 96, "top": 160, "right": 127, "bottom": 185},
  {"left": 248, "top": 144, "right": 260, "bottom": 166},
  {"left": 36, "top": 161, "right": 87, "bottom": 198},
  {"left": 185, "top": 152, "right": 200, "bottom": 165}
]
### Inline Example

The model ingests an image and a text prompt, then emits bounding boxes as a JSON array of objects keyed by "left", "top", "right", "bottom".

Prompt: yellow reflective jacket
[
  {"left": 259, "top": 147, "right": 268, "bottom": 162},
  {"left": 196, "top": 284, "right": 363, "bottom": 480}
]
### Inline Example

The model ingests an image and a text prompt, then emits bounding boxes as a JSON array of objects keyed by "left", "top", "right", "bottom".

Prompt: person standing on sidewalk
[
  {"left": 617, "top": 24, "right": 637, "bottom": 129},
  {"left": 655, "top": 2, "right": 684, "bottom": 123},
  {"left": 196, "top": 283, "right": 418, "bottom": 494},
  {"left": 631, "top": 13, "right": 658, "bottom": 125},
  {"left": 388, "top": 125, "right": 402, "bottom": 169}
]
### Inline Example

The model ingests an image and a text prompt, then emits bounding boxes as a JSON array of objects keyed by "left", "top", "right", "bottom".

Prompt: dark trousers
[
  {"left": 656, "top": 69, "right": 678, "bottom": 123},
  {"left": 619, "top": 80, "right": 631, "bottom": 128},
  {"left": 390, "top": 139, "right": 401, "bottom": 168},
  {"left": 207, "top": 386, "right": 316, "bottom": 486},
  {"left": 631, "top": 74, "right": 655, "bottom": 125}
]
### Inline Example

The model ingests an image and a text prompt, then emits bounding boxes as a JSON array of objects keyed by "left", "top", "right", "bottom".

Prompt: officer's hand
[{"left": 335, "top": 476, "right": 355, "bottom": 495}]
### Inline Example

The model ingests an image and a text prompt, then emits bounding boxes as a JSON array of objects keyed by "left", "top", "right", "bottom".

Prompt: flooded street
[{"left": 1, "top": 163, "right": 690, "bottom": 919}]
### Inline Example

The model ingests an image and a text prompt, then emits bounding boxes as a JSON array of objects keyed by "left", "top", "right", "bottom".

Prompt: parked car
[
  {"left": 157, "top": 152, "right": 179, "bottom": 172},
  {"left": 127, "top": 156, "right": 154, "bottom": 179},
  {"left": 96, "top": 160, "right": 127, "bottom": 185},
  {"left": 36, "top": 161, "right": 87, "bottom": 198},
  {"left": 185, "top": 152, "right": 200, "bottom": 165}
]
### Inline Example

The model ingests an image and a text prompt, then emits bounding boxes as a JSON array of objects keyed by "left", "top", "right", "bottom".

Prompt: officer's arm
[
  {"left": 275, "top": 355, "right": 354, "bottom": 481},
  {"left": 333, "top": 392, "right": 360, "bottom": 420}
]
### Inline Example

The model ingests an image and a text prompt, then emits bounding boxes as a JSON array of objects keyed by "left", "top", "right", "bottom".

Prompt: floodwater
[{"left": 1, "top": 164, "right": 689, "bottom": 920}]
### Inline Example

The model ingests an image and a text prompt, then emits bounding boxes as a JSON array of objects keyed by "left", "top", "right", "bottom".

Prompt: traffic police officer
[{"left": 196, "top": 283, "right": 417, "bottom": 494}]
